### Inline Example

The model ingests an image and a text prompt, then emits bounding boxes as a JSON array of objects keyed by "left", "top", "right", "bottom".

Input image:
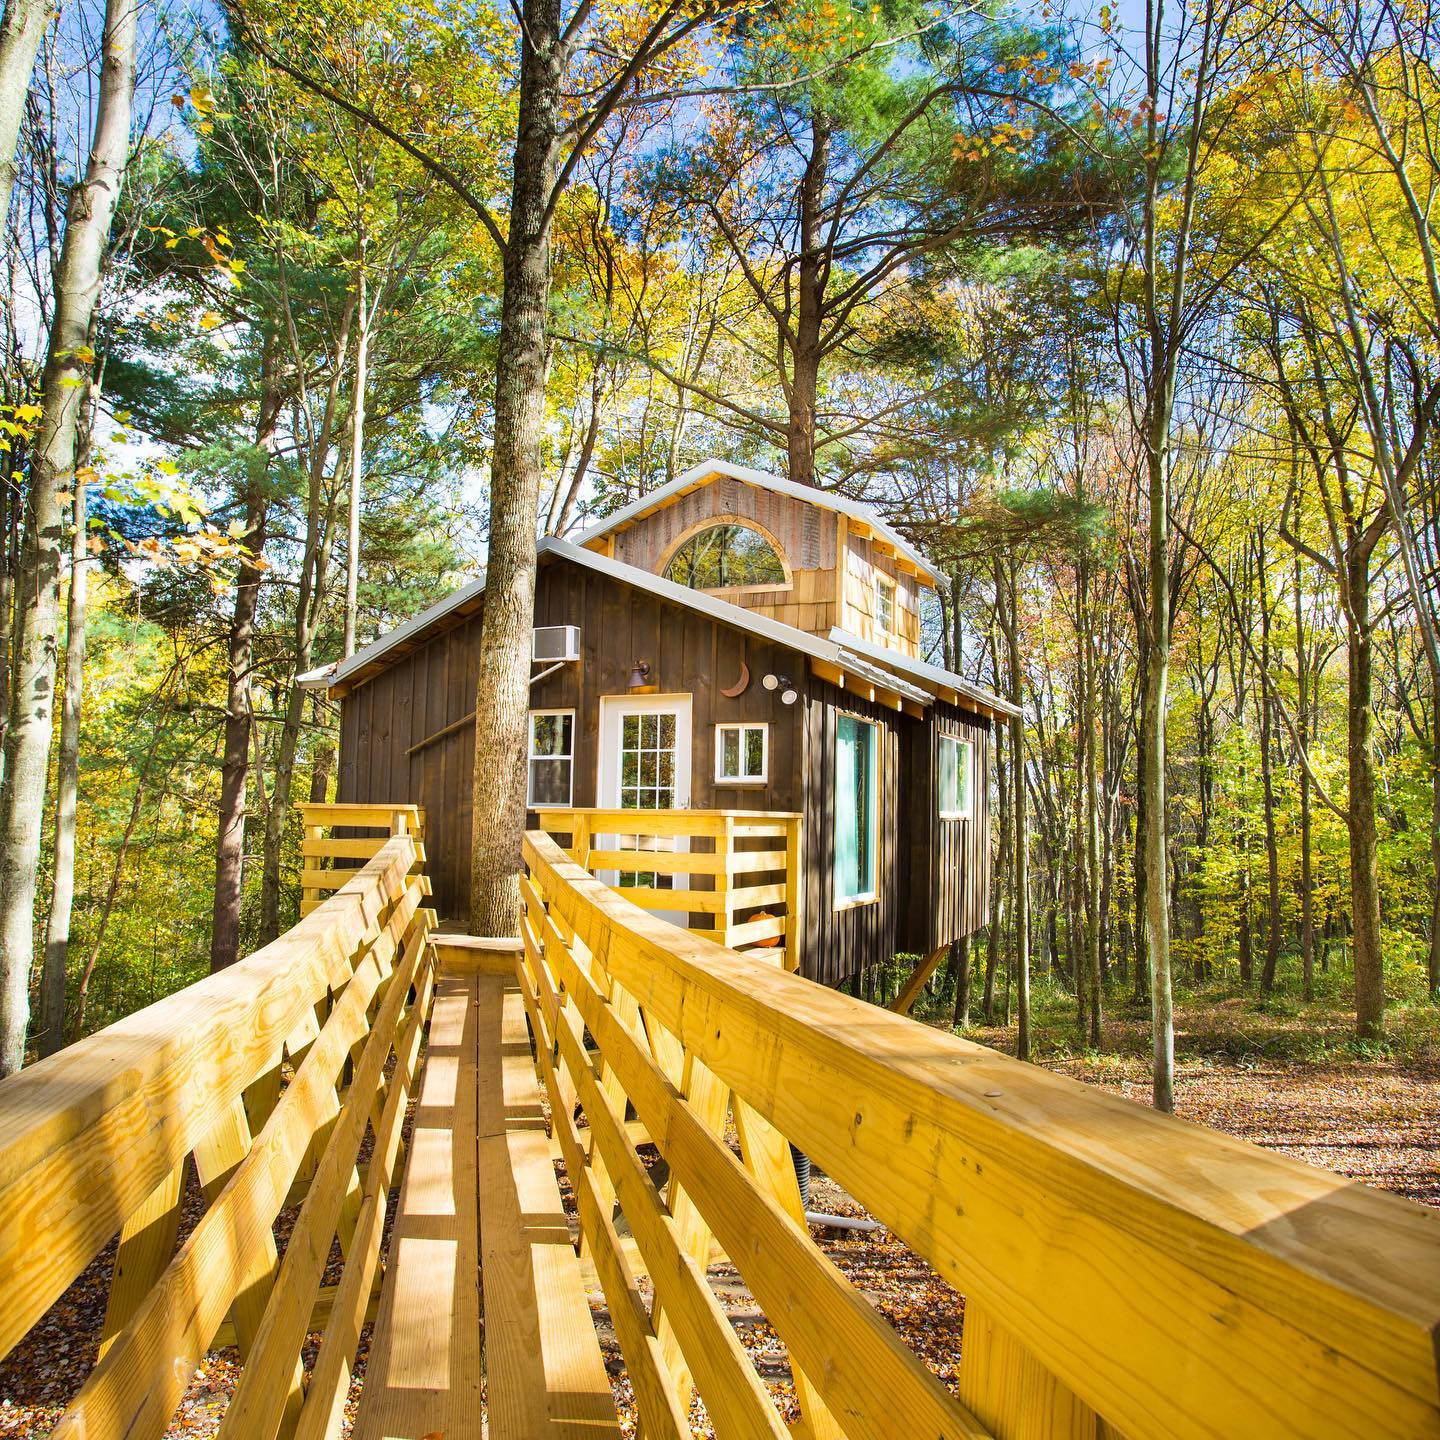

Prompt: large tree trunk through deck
[
  {"left": 209, "top": 357, "right": 280, "bottom": 972},
  {"left": 0, "top": 0, "right": 135, "bottom": 1075},
  {"left": 469, "top": 0, "right": 562, "bottom": 937},
  {"left": 0, "top": 0, "right": 52, "bottom": 234},
  {"left": 1346, "top": 550, "right": 1385, "bottom": 1038},
  {"left": 784, "top": 113, "right": 829, "bottom": 489}
]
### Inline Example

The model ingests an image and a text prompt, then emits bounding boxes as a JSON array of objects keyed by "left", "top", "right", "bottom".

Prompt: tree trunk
[
  {"left": 309, "top": 737, "right": 334, "bottom": 803},
  {"left": 343, "top": 245, "right": 368, "bottom": 658},
  {"left": 0, "top": 0, "right": 52, "bottom": 233},
  {"left": 258, "top": 294, "right": 354, "bottom": 945},
  {"left": 1082, "top": 558, "right": 1102, "bottom": 1048},
  {"left": 1002, "top": 558, "right": 1031, "bottom": 1062},
  {"left": 1295, "top": 552, "right": 1315, "bottom": 1001},
  {"left": 1143, "top": 437, "right": 1174, "bottom": 1112},
  {"left": 984, "top": 715, "right": 1007, "bottom": 1025},
  {"left": 1430, "top": 684, "right": 1440, "bottom": 1002},
  {"left": 469, "top": 0, "right": 562, "bottom": 936},
  {"left": 953, "top": 935, "right": 971, "bottom": 1029},
  {"left": 1347, "top": 553, "right": 1384, "bottom": 1038},
  {"left": 785, "top": 113, "right": 829, "bottom": 488},
  {"left": 1259, "top": 646, "right": 1281, "bottom": 993},
  {"left": 0, "top": 0, "right": 135, "bottom": 1075},
  {"left": 209, "top": 358, "right": 279, "bottom": 972},
  {"left": 36, "top": 406, "right": 90, "bottom": 1057}
]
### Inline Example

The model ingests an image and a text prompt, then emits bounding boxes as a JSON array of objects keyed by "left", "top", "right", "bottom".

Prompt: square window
[
  {"left": 714, "top": 723, "right": 768, "bottom": 784},
  {"left": 877, "top": 578, "right": 895, "bottom": 632},
  {"left": 938, "top": 734, "right": 972, "bottom": 818},
  {"left": 527, "top": 710, "right": 574, "bottom": 808}
]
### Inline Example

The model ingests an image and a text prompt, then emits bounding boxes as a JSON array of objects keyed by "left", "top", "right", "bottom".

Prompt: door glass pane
[{"left": 618, "top": 707, "right": 681, "bottom": 811}]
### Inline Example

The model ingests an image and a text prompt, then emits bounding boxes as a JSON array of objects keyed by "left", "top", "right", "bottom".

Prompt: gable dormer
[{"left": 577, "top": 460, "right": 940, "bottom": 660}]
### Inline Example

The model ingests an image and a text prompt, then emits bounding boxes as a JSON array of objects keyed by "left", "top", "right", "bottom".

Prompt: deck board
[
  {"left": 477, "top": 978, "right": 621, "bottom": 1438},
  {"left": 353, "top": 975, "right": 483, "bottom": 1440}
]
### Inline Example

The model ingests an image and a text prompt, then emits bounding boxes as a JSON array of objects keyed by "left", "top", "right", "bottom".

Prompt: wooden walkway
[{"left": 357, "top": 955, "right": 618, "bottom": 1439}]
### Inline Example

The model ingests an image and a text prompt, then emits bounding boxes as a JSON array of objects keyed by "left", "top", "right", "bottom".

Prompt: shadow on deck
[{"left": 2, "top": 821, "right": 1439, "bottom": 1439}]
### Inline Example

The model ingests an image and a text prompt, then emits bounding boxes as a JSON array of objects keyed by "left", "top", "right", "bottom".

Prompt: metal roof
[
  {"left": 300, "top": 535, "right": 1014, "bottom": 718},
  {"left": 829, "top": 628, "right": 1020, "bottom": 720},
  {"left": 573, "top": 458, "right": 948, "bottom": 588}
]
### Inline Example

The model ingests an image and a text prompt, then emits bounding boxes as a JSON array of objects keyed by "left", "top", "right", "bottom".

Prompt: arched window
[{"left": 663, "top": 522, "right": 788, "bottom": 590}]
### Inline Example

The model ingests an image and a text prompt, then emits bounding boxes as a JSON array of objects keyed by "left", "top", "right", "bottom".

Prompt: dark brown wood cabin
[{"left": 304, "top": 460, "right": 1017, "bottom": 986}]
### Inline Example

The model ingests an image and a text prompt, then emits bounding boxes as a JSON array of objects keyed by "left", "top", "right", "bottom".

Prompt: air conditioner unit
[{"left": 533, "top": 625, "right": 581, "bottom": 663}]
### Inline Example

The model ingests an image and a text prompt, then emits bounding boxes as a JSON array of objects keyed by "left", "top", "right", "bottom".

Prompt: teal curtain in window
[{"left": 836, "top": 715, "right": 876, "bottom": 901}]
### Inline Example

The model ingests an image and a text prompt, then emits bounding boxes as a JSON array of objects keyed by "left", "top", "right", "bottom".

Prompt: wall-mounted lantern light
[{"left": 628, "top": 659, "right": 655, "bottom": 692}]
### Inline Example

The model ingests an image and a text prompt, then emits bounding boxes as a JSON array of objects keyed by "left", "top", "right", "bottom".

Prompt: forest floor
[
  {"left": 939, "top": 979, "right": 1440, "bottom": 1207},
  {"left": 2, "top": 983, "right": 1436, "bottom": 1437}
]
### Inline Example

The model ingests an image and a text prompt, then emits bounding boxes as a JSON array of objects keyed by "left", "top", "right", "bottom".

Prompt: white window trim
[
  {"left": 714, "top": 722, "right": 768, "bottom": 786},
  {"left": 527, "top": 707, "right": 576, "bottom": 809},
  {"left": 834, "top": 711, "right": 881, "bottom": 909},
  {"left": 938, "top": 733, "right": 973, "bottom": 820}
]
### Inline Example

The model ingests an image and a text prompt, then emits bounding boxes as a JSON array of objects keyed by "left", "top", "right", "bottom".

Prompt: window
[
  {"left": 835, "top": 714, "right": 879, "bottom": 904},
  {"left": 938, "top": 734, "right": 972, "bottom": 818},
  {"left": 527, "top": 710, "right": 574, "bottom": 808},
  {"left": 715, "top": 723, "right": 768, "bottom": 784},
  {"left": 876, "top": 576, "right": 895, "bottom": 632},
  {"left": 664, "top": 522, "right": 787, "bottom": 589}
]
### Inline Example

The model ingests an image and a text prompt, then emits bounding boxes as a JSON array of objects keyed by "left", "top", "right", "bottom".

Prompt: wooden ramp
[{"left": 355, "top": 968, "right": 619, "bottom": 1440}]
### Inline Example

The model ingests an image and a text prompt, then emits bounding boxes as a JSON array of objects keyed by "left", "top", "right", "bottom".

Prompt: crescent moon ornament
[{"left": 720, "top": 661, "right": 750, "bottom": 698}]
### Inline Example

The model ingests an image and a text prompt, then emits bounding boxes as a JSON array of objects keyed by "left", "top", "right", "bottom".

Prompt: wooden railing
[
  {"left": 0, "top": 837, "right": 435, "bottom": 1440},
  {"left": 533, "top": 807, "right": 803, "bottom": 969},
  {"left": 519, "top": 829, "right": 1440, "bottom": 1440},
  {"left": 298, "top": 800, "right": 427, "bottom": 916}
]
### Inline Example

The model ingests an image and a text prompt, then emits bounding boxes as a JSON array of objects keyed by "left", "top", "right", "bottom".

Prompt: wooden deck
[
  {"left": 2, "top": 818, "right": 1439, "bottom": 1439},
  {"left": 355, "top": 956, "right": 616, "bottom": 1439}
]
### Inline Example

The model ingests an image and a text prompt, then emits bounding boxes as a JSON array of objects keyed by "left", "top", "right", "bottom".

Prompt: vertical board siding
[
  {"left": 800, "top": 680, "right": 902, "bottom": 987},
  {"left": 896, "top": 702, "right": 993, "bottom": 957}
]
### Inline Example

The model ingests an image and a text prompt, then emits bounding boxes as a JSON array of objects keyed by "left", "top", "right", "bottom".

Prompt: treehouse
[{"left": 299, "top": 459, "right": 1018, "bottom": 983}]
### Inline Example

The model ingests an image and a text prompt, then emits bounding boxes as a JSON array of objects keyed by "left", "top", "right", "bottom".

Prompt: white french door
[{"left": 597, "top": 695, "right": 692, "bottom": 923}]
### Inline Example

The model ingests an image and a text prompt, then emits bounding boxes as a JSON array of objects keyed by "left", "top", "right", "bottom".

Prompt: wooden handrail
[
  {"left": 0, "top": 836, "right": 436, "bottom": 1440},
  {"left": 519, "top": 828, "right": 1440, "bottom": 1440},
  {"left": 297, "top": 801, "right": 429, "bottom": 916},
  {"left": 533, "top": 806, "right": 804, "bottom": 969}
]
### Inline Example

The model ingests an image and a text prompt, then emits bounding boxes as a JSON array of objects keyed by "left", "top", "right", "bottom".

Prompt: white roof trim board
[
  {"left": 574, "top": 458, "right": 948, "bottom": 589},
  {"left": 302, "top": 535, "right": 1015, "bottom": 718}
]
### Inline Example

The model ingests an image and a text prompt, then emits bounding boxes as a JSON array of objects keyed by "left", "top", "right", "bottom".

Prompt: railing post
[
  {"left": 784, "top": 815, "right": 802, "bottom": 972},
  {"left": 719, "top": 815, "right": 736, "bottom": 949}
]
